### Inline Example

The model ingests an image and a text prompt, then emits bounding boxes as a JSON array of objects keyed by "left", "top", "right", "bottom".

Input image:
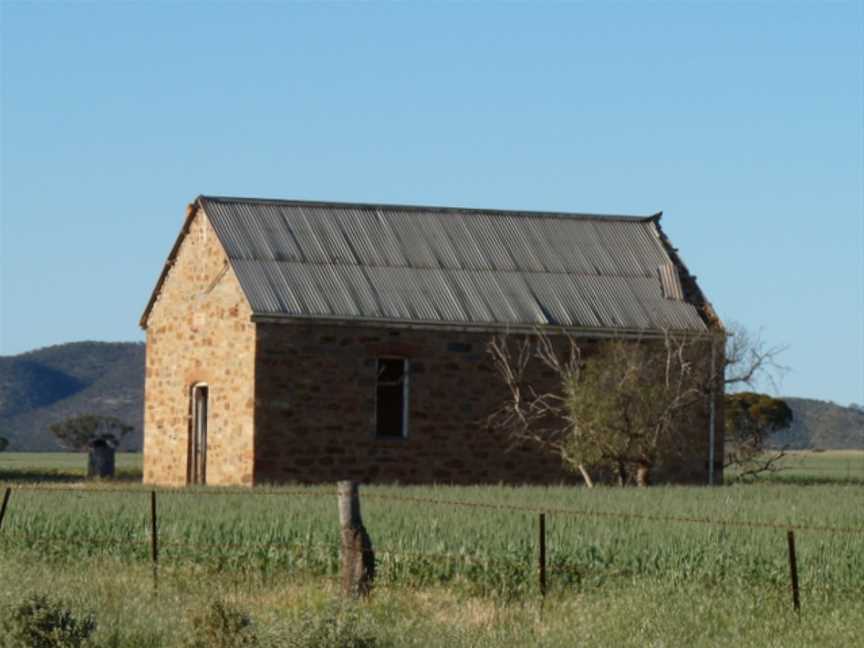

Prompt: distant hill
[
  {"left": 1, "top": 341, "right": 861, "bottom": 452},
  {"left": 0, "top": 342, "right": 144, "bottom": 451},
  {"left": 770, "top": 397, "right": 864, "bottom": 450}
]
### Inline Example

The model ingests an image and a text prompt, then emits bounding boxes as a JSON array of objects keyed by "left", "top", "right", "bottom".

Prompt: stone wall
[
  {"left": 141, "top": 207, "right": 722, "bottom": 488},
  {"left": 253, "top": 323, "right": 721, "bottom": 486},
  {"left": 142, "top": 208, "right": 256, "bottom": 486}
]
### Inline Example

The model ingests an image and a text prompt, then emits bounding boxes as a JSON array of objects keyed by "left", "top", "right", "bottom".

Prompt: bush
[
  {"left": 183, "top": 600, "right": 258, "bottom": 648},
  {"left": 281, "top": 602, "right": 388, "bottom": 648},
  {"left": 2, "top": 594, "right": 96, "bottom": 648}
]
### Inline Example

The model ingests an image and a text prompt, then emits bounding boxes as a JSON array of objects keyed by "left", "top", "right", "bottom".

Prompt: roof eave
[{"left": 249, "top": 312, "right": 714, "bottom": 339}]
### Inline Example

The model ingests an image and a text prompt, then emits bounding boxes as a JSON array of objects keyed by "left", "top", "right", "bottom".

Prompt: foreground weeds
[
  {"left": 0, "top": 559, "right": 861, "bottom": 648},
  {"left": 1, "top": 594, "right": 96, "bottom": 648}
]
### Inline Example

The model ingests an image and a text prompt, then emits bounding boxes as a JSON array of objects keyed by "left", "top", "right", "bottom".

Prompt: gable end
[{"left": 140, "top": 198, "right": 252, "bottom": 328}]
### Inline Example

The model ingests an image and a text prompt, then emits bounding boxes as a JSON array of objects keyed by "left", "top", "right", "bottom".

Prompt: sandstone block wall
[{"left": 142, "top": 210, "right": 256, "bottom": 486}]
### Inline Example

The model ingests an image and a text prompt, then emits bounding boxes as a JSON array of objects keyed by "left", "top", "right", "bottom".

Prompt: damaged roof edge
[{"left": 650, "top": 219, "right": 724, "bottom": 332}]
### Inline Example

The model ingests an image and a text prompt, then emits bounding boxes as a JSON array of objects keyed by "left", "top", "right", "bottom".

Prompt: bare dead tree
[
  {"left": 720, "top": 322, "right": 791, "bottom": 479},
  {"left": 489, "top": 320, "right": 790, "bottom": 485},
  {"left": 488, "top": 330, "right": 711, "bottom": 487},
  {"left": 722, "top": 322, "right": 788, "bottom": 392},
  {"left": 487, "top": 333, "right": 595, "bottom": 486}
]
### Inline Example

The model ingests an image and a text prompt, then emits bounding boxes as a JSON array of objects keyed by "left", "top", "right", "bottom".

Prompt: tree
[
  {"left": 48, "top": 415, "right": 133, "bottom": 451},
  {"left": 562, "top": 336, "right": 710, "bottom": 487},
  {"left": 724, "top": 392, "right": 793, "bottom": 479},
  {"left": 0, "top": 437, "right": 8, "bottom": 452},
  {"left": 721, "top": 323, "right": 787, "bottom": 392},
  {"left": 720, "top": 323, "right": 791, "bottom": 478},
  {"left": 488, "top": 331, "right": 712, "bottom": 487},
  {"left": 489, "top": 322, "right": 789, "bottom": 486}
]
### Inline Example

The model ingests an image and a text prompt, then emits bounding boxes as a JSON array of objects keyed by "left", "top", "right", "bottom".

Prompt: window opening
[{"left": 376, "top": 358, "right": 408, "bottom": 438}]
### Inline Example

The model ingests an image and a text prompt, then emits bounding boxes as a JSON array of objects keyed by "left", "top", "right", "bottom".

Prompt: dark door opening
[{"left": 189, "top": 384, "right": 208, "bottom": 485}]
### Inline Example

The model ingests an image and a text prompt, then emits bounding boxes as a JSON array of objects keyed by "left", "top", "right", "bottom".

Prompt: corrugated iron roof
[{"left": 145, "top": 196, "right": 714, "bottom": 333}]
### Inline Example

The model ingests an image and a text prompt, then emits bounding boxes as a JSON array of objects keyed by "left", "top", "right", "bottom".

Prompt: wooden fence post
[
  {"left": 787, "top": 530, "right": 800, "bottom": 614},
  {"left": 337, "top": 481, "right": 375, "bottom": 597},
  {"left": 150, "top": 491, "right": 159, "bottom": 591},
  {"left": 538, "top": 512, "right": 547, "bottom": 597},
  {"left": 0, "top": 488, "right": 11, "bottom": 531}
]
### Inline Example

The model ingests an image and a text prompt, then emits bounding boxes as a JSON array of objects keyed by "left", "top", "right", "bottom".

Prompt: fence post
[
  {"left": 538, "top": 512, "right": 547, "bottom": 597},
  {"left": 0, "top": 488, "right": 11, "bottom": 531},
  {"left": 337, "top": 481, "right": 375, "bottom": 597},
  {"left": 150, "top": 491, "right": 159, "bottom": 591},
  {"left": 787, "top": 530, "right": 800, "bottom": 614}
]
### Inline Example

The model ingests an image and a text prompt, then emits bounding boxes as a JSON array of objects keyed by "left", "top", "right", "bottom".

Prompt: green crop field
[
  {"left": 0, "top": 452, "right": 862, "bottom": 647},
  {"left": 4, "top": 449, "right": 863, "bottom": 485},
  {"left": 757, "top": 450, "right": 864, "bottom": 483},
  {"left": 0, "top": 452, "right": 143, "bottom": 481}
]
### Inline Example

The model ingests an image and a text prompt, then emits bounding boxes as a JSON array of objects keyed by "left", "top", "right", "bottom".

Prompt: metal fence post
[
  {"left": 0, "top": 488, "right": 11, "bottom": 531},
  {"left": 539, "top": 512, "right": 547, "bottom": 597},
  {"left": 787, "top": 530, "right": 800, "bottom": 614},
  {"left": 150, "top": 491, "right": 159, "bottom": 591}
]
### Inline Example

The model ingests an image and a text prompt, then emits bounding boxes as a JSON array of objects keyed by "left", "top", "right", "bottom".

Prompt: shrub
[
  {"left": 183, "top": 600, "right": 258, "bottom": 648},
  {"left": 2, "top": 594, "right": 96, "bottom": 648},
  {"left": 281, "top": 602, "right": 388, "bottom": 648}
]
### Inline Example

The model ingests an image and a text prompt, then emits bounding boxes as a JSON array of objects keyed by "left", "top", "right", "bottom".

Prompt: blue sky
[{"left": 1, "top": 2, "right": 862, "bottom": 406}]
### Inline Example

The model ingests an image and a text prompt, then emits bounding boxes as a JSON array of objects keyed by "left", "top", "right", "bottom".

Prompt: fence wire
[{"left": 5, "top": 484, "right": 863, "bottom": 535}]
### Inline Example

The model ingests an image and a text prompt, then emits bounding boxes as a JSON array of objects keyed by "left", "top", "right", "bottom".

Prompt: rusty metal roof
[{"left": 159, "top": 196, "right": 713, "bottom": 332}]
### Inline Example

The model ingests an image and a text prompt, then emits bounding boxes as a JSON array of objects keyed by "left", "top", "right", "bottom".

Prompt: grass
[
  {"left": 3, "top": 450, "right": 863, "bottom": 485},
  {"left": 2, "top": 482, "right": 862, "bottom": 596},
  {"left": 1, "top": 558, "right": 862, "bottom": 647},
  {"left": 0, "top": 452, "right": 143, "bottom": 483},
  {"left": 755, "top": 450, "right": 864, "bottom": 484},
  {"left": 0, "top": 452, "right": 861, "bottom": 645}
]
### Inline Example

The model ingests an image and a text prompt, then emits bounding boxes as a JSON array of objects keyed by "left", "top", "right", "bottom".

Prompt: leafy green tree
[
  {"left": 560, "top": 337, "right": 708, "bottom": 487},
  {"left": 0, "top": 436, "right": 8, "bottom": 452},
  {"left": 48, "top": 415, "right": 133, "bottom": 451},
  {"left": 724, "top": 392, "right": 793, "bottom": 479}
]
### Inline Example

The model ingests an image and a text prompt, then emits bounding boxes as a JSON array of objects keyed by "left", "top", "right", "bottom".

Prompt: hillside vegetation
[
  {"left": 774, "top": 397, "right": 864, "bottom": 449},
  {"left": 0, "top": 341, "right": 144, "bottom": 451},
  {"left": 1, "top": 340, "right": 861, "bottom": 452}
]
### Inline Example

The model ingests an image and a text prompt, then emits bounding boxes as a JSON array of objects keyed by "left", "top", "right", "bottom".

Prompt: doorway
[{"left": 189, "top": 383, "right": 208, "bottom": 485}]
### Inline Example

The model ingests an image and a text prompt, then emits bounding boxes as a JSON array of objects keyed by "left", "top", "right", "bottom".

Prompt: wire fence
[
  {"left": 1, "top": 483, "right": 862, "bottom": 612},
  {"left": 6, "top": 483, "right": 863, "bottom": 535}
]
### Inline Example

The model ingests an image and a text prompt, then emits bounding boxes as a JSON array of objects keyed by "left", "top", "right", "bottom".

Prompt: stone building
[{"left": 140, "top": 196, "right": 723, "bottom": 487}]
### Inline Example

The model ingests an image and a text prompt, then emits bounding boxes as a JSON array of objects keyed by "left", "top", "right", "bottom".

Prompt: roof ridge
[{"left": 197, "top": 195, "right": 661, "bottom": 224}]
